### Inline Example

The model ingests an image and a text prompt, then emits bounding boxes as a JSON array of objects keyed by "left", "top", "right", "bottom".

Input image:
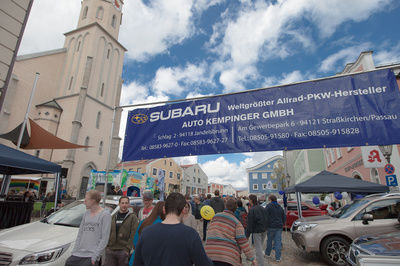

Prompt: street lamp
[{"left": 379, "top": 145, "right": 393, "bottom": 164}]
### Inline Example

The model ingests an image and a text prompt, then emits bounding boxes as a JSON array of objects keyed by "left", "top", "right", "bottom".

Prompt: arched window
[
  {"left": 84, "top": 136, "right": 89, "bottom": 151},
  {"left": 370, "top": 168, "right": 380, "bottom": 184},
  {"left": 99, "top": 141, "right": 103, "bottom": 155},
  {"left": 107, "top": 49, "right": 110, "bottom": 59},
  {"left": 111, "top": 15, "right": 117, "bottom": 28},
  {"left": 100, "top": 83, "right": 104, "bottom": 97},
  {"left": 83, "top": 6, "right": 88, "bottom": 19},
  {"left": 96, "top": 7, "right": 104, "bottom": 19},
  {"left": 96, "top": 111, "right": 101, "bottom": 129}
]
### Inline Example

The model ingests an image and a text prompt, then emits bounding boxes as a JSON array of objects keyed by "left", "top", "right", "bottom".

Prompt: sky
[{"left": 18, "top": 0, "right": 400, "bottom": 189}]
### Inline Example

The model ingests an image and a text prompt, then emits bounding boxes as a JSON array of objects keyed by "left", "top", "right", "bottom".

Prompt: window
[
  {"left": 193, "top": 177, "right": 196, "bottom": 183},
  {"left": 100, "top": 83, "right": 104, "bottom": 97},
  {"left": 370, "top": 168, "right": 380, "bottom": 184},
  {"left": 82, "top": 6, "right": 88, "bottom": 19},
  {"left": 107, "top": 49, "right": 110, "bottom": 59},
  {"left": 169, "top": 162, "right": 172, "bottom": 166},
  {"left": 329, "top": 148, "right": 335, "bottom": 163},
  {"left": 253, "top": 184, "right": 258, "bottom": 190},
  {"left": 355, "top": 199, "right": 400, "bottom": 220},
  {"left": 84, "top": 136, "right": 89, "bottom": 151},
  {"left": 262, "top": 173, "right": 268, "bottom": 179},
  {"left": 251, "top": 173, "right": 257, "bottom": 179},
  {"left": 98, "top": 141, "right": 103, "bottom": 155},
  {"left": 164, "top": 160, "right": 166, "bottom": 165},
  {"left": 137, "top": 167, "right": 141, "bottom": 172},
  {"left": 177, "top": 173, "right": 180, "bottom": 180},
  {"left": 111, "top": 15, "right": 117, "bottom": 28},
  {"left": 77, "top": 41, "right": 81, "bottom": 52},
  {"left": 272, "top": 183, "right": 277, "bottom": 189},
  {"left": 68, "top": 76, "right": 73, "bottom": 90},
  {"left": 325, "top": 149, "right": 331, "bottom": 166},
  {"left": 96, "top": 6, "right": 103, "bottom": 19},
  {"left": 169, "top": 172, "right": 173, "bottom": 178},
  {"left": 152, "top": 168, "right": 157, "bottom": 176},
  {"left": 96, "top": 111, "right": 101, "bottom": 129},
  {"left": 262, "top": 184, "right": 267, "bottom": 190},
  {"left": 336, "top": 148, "right": 342, "bottom": 159},
  {"left": 270, "top": 173, "right": 276, "bottom": 179},
  {"left": 198, "top": 178, "right": 200, "bottom": 184}
]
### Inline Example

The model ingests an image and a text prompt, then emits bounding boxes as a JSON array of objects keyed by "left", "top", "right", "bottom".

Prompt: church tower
[{"left": 52, "top": 0, "right": 126, "bottom": 197}]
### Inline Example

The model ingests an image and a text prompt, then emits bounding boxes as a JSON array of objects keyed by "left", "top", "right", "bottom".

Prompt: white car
[{"left": 0, "top": 199, "right": 119, "bottom": 266}]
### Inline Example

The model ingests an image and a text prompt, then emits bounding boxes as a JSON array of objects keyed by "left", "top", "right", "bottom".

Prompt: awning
[
  {"left": 0, "top": 118, "right": 89, "bottom": 149},
  {"left": 284, "top": 170, "right": 389, "bottom": 193}
]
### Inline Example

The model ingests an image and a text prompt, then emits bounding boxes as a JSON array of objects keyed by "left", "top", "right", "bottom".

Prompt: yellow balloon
[{"left": 200, "top": 205, "right": 215, "bottom": 220}]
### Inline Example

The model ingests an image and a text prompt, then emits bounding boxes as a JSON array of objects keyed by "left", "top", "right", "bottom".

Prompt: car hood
[
  {"left": 297, "top": 215, "right": 337, "bottom": 224},
  {"left": 354, "top": 232, "right": 400, "bottom": 256},
  {"left": 0, "top": 221, "right": 78, "bottom": 252}
]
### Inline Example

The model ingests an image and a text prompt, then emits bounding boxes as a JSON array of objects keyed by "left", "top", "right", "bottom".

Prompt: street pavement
[{"left": 234, "top": 231, "right": 326, "bottom": 265}]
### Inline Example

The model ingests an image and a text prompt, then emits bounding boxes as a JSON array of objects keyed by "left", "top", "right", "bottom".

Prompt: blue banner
[{"left": 122, "top": 69, "right": 400, "bottom": 161}]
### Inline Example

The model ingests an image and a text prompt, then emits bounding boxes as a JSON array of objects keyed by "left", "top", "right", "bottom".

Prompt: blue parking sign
[{"left": 385, "top": 175, "right": 398, "bottom": 186}]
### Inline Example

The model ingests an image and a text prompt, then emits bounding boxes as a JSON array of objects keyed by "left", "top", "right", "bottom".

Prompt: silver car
[{"left": 291, "top": 193, "right": 400, "bottom": 266}]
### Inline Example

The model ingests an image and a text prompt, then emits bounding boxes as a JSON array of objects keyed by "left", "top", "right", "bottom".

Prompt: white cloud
[
  {"left": 219, "top": 65, "right": 258, "bottom": 92},
  {"left": 174, "top": 156, "right": 198, "bottom": 165},
  {"left": 209, "top": 0, "right": 392, "bottom": 91},
  {"left": 193, "top": 0, "right": 225, "bottom": 13},
  {"left": 374, "top": 43, "right": 400, "bottom": 65},
  {"left": 19, "top": 0, "right": 80, "bottom": 55},
  {"left": 120, "top": 0, "right": 195, "bottom": 61},
  {"left": 319, "top": 43, "right": 371, "bottom": 72},
  {"left": 153, "top": 62, "right": 212, "bottom": 97},
  {"left": 309, "top": 0, "right": 392, "bottom": 38},
  {"left": 200, "top": 151, "right": 282, "bottom": 189},
  {"left": 279, "top": 70, "right": 305, "bottom": 85}
]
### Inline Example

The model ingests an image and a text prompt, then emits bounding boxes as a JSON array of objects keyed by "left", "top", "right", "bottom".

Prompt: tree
[{"left": 273, "top": 160, "right": 286, "bottom": 190}]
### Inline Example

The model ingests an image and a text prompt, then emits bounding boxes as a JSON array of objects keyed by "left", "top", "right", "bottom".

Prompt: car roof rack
[
  {"left": 382, "top": 193, "right": 400, "bottom": 198},
  {"left": 364, "top": 193, "right": 387, "bottom": 198}
]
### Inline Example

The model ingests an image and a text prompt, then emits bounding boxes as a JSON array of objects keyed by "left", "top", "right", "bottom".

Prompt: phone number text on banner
[{"left": 122, "top": 69, "right": 400, "bottom": 161}]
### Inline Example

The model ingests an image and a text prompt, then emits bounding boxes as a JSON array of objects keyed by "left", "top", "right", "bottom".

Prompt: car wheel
[{"left": 321, "top": 236, "right": 350, "bottom": 266}]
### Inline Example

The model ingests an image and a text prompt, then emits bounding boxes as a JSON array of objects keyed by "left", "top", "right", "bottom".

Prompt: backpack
[{"left": 237, "top": 208, "right": 248, "bottom": 229}]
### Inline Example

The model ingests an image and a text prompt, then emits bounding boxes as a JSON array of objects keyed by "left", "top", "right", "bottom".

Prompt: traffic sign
[
  {"left": 384, "top": 164, "right": 395, "bottom": 175},
  {"left": 386, "top": 175, "right": 398, "bottom": 186}
]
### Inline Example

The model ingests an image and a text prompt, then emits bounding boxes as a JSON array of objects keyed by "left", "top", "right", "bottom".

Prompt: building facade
[
  {"left": 118, "top": 158, "right": 183, "bottom": 193},
  {"left": 0, "top": 0, "right": 126, "bottom": 198},
  {"left": 208, "top": 183, "right": 224, "bottom": 195},
  {"left": 180, "top": 164, "right": 208, "bottom": 196},
  {"left": 289, "top": 149, "right": 326, "bottom": 184},
  {"left": 325, "top": 51, "right": 400, "bottom": 191},
  {"left": 247, "top": 155, "right": 284, "bottom": 196},
  {"left": 223, "top": 184, "right": 236, "bottom": 196}
]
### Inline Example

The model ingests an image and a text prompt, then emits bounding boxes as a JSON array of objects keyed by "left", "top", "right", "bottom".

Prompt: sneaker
[
  {"left": 264, "top": 254, "right": 271, "bottom": 258},
  {"left": 276, "top": 259, "right": 281, "bottom": 263}
]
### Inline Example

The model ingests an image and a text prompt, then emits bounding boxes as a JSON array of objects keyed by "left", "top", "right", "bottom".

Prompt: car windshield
[
  {"left": 42, "top": 201, "right": 117, "bottom": 227},
  {"left": 330, "top": 199, "right": 369, "bottom": 219}
]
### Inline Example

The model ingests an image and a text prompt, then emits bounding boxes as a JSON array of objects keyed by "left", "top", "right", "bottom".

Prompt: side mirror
[{"left": 362, "top": 213, "right": 373, "bottom": 224}]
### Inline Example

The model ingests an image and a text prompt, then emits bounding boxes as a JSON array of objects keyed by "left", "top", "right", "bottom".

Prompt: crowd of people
[{"left": 65, "top": 189, "right": 286, "bottom": 266}]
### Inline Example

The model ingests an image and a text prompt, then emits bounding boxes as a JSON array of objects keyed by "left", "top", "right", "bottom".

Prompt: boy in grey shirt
[{"left": 66, "top": 190, "right": 111, "bottom": 266}]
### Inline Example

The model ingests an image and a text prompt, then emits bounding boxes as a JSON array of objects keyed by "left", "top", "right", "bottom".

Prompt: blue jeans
[{"left": 265, "top": 228, "right": 282, "bottom": 261}]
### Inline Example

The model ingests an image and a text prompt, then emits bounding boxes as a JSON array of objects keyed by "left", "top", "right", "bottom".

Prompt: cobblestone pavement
[
  {"left": 203, "top": 229, "right": 326, "bottom": 266},
  {"left": 240, "top": 231, "right": 326, "bottom": 266}
]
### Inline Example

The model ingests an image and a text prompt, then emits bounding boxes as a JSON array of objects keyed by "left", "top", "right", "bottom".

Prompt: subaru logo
[{"left": 131, "top": 114, "right": 148, "bottom": 124}]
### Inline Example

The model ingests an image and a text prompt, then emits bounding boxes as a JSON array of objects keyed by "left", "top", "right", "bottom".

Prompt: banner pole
[
  {"left": 17, "top": 72, "right": 40, "bottom": 149},
  {"left": 103, "top": 107, "right": 117, "bottom": 207}
]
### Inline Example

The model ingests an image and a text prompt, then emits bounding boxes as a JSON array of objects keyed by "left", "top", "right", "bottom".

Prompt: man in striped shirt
[{"left": 205, "top": 198, "right": 256, "bottom": 266}]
